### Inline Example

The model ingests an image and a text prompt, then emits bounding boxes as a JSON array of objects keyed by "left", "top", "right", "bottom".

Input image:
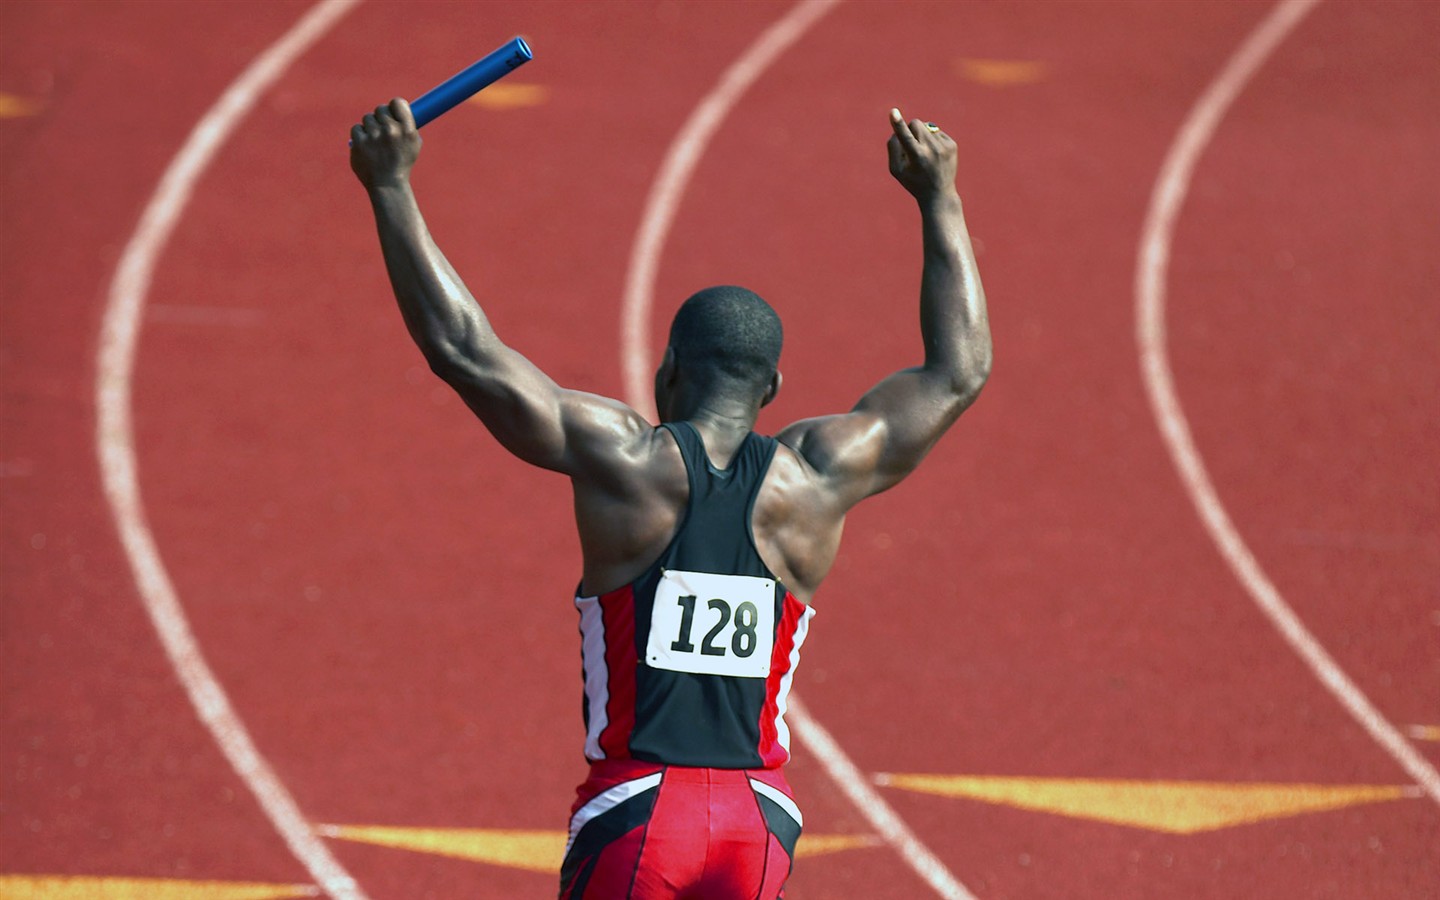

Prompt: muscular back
[{"left": 573, "top": 421, "right": 847, "bottom": 604}]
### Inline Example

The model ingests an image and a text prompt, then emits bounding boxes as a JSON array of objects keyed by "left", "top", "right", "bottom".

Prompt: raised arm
[
  {"left": 779, "top": 108, "right": 992, "bottom": 505},
  {"left": 349, "top": 99, "right": 649, "bottom": 474}
]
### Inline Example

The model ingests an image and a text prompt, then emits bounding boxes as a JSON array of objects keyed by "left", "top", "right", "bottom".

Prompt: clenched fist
[{"left": 350, "top": 98, "right": 422, "bottom": 190}]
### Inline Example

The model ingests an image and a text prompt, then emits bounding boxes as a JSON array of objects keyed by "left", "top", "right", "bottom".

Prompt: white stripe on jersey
[
  {"left": 565, "top": 772, "right": 664, "bottom": 855},
  {"left": 575, "top": 593, "right": 610, "bottom": 760},
  {"left": 749, "top": 777, "right": 804, "bottom": 828},
  {"left": 772, "top": 605, "right": 815, "bottom": 755}
]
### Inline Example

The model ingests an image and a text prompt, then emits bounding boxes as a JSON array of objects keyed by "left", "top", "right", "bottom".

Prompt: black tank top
[{"left": 574, "top": 421, "right": 816, "bottom": 768}]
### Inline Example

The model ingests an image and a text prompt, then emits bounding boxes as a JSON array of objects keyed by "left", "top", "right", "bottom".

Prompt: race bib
[{"left": 646, "top": 569, "right": 776, "bottom": 678}]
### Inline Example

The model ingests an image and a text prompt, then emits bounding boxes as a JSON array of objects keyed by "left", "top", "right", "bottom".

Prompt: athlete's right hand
[
  {"left": 350, "top": 98, "right": 421, "bottom": 190},
  {"left": 886, "top": 107, "right": 957, "bottom": 202}
]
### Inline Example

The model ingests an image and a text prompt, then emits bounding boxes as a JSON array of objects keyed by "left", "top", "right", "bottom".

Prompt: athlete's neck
[
  {"left": 665, "top": 392, "right": 755, "bottom": 468},
  {"left": 688, "top": 411, "right": 757, "bottom": 468}
]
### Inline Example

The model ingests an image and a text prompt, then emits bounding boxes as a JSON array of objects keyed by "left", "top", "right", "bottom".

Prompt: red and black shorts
[{"left": 559, "top": 760, "right": 801, "bottom": 899}]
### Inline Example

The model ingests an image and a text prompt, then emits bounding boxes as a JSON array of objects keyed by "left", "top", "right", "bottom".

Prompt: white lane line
[
  {"left": 790, "top": 697, "right": 977, "bottom": 900},
  {"left": 617, "top": 2, "right": 976, "bottom": 897},
  {"left": 620, "top": 0, "right": 837, "bottom": 422},
  {"left": 94, "top": 2, "right": 369, "bottom": 898},
  {"left": 1135, "top": 0, "right": 1440, "bottom": 807}
]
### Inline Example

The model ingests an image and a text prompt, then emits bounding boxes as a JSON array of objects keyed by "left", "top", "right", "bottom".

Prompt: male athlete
[{"left": 350, "top": 98, "right": 990, "bottom": 899}]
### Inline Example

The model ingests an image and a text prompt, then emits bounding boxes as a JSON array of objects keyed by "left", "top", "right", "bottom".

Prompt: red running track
[{"left": 2, "top": 1, "right": 1436, "bottom": 897}]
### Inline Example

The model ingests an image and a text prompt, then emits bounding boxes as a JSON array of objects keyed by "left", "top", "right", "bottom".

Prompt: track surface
[{"left": 2, "top": 1, "right": 1436, "bottom": 898}]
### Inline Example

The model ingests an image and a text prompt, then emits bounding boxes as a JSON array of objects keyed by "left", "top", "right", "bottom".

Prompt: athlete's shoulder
[
  {"left": 774, "top": 413, "right": 885, "bottom": 482},
  {"left": 562, "top": 393, "right": 683, "bottom": 486},
  {"left": 761, "top": 427, "right": 847, "bottom": 518}
]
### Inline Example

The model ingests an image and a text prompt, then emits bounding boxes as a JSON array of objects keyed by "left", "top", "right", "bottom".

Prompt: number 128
[{"left": 668, "top": 595, "right": 759, "bottom": 659}]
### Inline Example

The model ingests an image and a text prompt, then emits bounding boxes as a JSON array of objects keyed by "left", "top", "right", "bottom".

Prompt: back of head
[{"left": 668, "top": 286, "right": 783, "bottom": 396}]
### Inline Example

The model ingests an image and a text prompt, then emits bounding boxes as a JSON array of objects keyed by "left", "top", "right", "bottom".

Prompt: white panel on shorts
[
  {"left": 645, "top": 569, "right": 775, "bottom": 678},
  {"left": 565, "top": 772, "right": 664, "bottom": 855}
]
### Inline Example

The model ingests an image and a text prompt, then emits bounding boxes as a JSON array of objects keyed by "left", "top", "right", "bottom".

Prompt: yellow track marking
[
  {"left": 794, "top": 833, "right": 881, "bottom": 856},
  {"left": 317, "top": 824, "right": 874, "bottom": 871},
  {"left": 0, "top": 876, "right": 316, "bottom": 899},
  {"left": 465, "top": 83, "right": 549, "bottom": 110},
  {"left": 954, "top": 58, "right": 1048, "bottom": 86},
  {"left": 318, "top": 825, "right": 559, "bottom": 873},
  {"left": 1407, "top": 724, "right": 1440, "bottom": 742},
  {"left": 0, "top": 93, "right": 44, "bottom": 118},
  {"left": 876, "top": 774, "right": 1415, "bottom": 833}
]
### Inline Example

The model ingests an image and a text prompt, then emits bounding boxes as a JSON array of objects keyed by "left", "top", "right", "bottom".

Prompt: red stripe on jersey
[
  {"left": 758, "top": 592, "right": 805, "bottom": 766},
  {"left": 597, "top": 585, "right": 637, "bottom": 759}
]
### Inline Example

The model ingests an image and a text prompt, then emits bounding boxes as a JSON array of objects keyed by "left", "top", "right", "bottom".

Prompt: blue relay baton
[{"left": 410, "top": 36, "right": 533, "bottom": 128}]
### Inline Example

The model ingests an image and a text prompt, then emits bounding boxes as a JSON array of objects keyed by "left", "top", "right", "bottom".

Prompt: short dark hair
[{"left": 668, "top": 286, "right": 783, "bottom": 393}]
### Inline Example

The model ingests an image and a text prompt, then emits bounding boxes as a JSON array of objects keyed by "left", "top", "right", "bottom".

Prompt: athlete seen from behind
[{"left": 350, "top": 98, "right": 991, "bottom": 899}]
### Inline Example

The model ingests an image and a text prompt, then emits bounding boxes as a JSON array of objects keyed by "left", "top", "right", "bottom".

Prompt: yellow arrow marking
[
  {"left": 1407, "top": 724, "right": 1440, "bottom": 742},
  {"left": 318, "top": 825, "right": 559, "bottom": 873},
  {"left": 954, "top": 58, "right": 1048, "bottom": 86},
  {"left": 0, "top": 876, "right": 316, "bottom": 900},
  {"left": 0, "top": 93, "right": 44, "bottom": 118},
  {"left": 876, "top": 774, "right": 1415, "bottom": 834},
  {"left": 465, "top": 83, "right": 549, "bottom": 111},
  {"left": 317, "top": 824, "right": 875, "bottom": 872}
]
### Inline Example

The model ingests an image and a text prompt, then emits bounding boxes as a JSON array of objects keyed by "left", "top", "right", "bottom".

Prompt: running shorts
[{"left": 559, "top": 759, "right": 801, "bottom": 899}]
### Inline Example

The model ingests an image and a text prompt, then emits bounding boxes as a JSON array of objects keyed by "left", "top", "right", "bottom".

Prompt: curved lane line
[
  {"left": 95, "top": 2, "right": 370, "bottom": 897},
  {"left": 786, "top": 696, "right": 976, "bottom": 900},
  {"left": 617, "top": 2, "right": 976, "bottom": 897},
  {"left": 1135, "top": 0, "right": 1440, "bottom": 806},
  {"left": 620, "top": 0, "right": 835, "bottom": 422}
]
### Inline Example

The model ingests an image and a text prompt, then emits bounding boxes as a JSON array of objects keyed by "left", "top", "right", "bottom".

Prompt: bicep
[{"left": 783, "top": 366, "right": 973, "bottom": 504}]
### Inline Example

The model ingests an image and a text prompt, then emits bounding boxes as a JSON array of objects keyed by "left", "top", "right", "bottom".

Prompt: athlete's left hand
[
  {"left": 350, "top": 98, "right": 421, "bottom": 190},
  {"left": 886, "top": 107, "right": 957, "bottom": 203}
]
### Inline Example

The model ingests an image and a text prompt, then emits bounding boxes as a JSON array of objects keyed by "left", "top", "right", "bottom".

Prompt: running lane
[
  {"left": 2, "top": 0, "right": 334, "bottom": 886},
  {"left": 1165, "top": 0, "right": 1439, "bottom": 770}
]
